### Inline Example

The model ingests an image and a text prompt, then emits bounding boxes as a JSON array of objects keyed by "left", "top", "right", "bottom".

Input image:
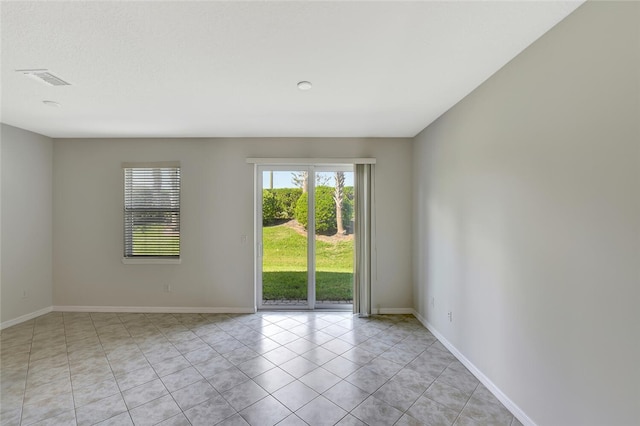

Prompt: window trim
[
  {"left": 122, "top": 162, "right": 181, "bottom": 263},
  {"left": 122, "top": 257, "right": 182, "bottom": 265}
]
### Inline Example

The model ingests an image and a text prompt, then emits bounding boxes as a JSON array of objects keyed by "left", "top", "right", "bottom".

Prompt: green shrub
[
  {"left": 262, "top": 190, "right": 282, "bottom": 225},
  {"left": 295, "top": 186, "right": 339, "bottom": 234},
  {"left": 295, "top": 192, "right": 309, "bottom": 228},
  {"left": 272, "top": 188, "right": 302, "bottom": 219},
  {"left": 315, "top": 187, "right": 337, "bottom": 234}
]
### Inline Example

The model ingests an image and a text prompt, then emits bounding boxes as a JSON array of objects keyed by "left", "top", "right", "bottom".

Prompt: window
[{"left": 123, "top": 162, "right": 180, "bottom": 261}]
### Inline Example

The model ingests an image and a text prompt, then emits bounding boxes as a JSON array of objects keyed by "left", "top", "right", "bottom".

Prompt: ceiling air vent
[{"left": 16, "top": 69, "right": 70, "bottom": 86}]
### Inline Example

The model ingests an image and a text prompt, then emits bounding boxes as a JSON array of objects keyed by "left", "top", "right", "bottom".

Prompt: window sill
[{"left": 122, "top": 258, "right": 181, "bottom": 265}]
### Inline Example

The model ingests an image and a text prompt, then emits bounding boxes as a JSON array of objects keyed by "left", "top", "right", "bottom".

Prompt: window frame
[{"left": 122, "top": 161, "right": 181, "bottom": 265}]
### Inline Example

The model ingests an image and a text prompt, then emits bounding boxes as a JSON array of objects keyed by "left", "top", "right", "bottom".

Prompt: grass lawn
[{"left": 262, "top": 223, "right": 353, "bottom": 301}]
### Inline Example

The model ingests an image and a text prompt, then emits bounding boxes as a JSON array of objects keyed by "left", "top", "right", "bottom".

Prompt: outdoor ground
[{"left": 262, "top": 220, "right": 354, "bottom": 302}]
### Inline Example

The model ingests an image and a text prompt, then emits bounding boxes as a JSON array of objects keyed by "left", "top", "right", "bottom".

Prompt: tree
[
  {"left": 291, "top": 172, "right": 308, "bottom": 193},
  {"left": 295, "top": 187, "right": 337, "bottom": 234},
  {"left": 334, "top": 172, "right": 345, "bottom": 235},
  {"left": 291, "top": 172, "right": 331, "bottom": 194}
]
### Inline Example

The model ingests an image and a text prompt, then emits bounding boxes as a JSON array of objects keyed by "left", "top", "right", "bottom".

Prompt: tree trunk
[{"left": 334, "top": 172, "right": 345, "bottom": 235}]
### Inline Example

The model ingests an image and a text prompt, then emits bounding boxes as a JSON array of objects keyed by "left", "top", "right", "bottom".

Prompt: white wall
[
  {"left": 412, "top": 2, "right": 639, "bottom": 425},
  {"left": 1, "top": 124, "right": 53, "bottom": 325},
  {"left": 53, "top": 137, "right": 413, "bottom": 311}
]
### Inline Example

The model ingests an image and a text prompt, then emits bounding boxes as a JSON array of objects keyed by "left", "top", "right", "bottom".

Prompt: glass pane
[
  {"left": 314, "top": 170, "right": 354, "bottom": 306},
  {"left": 124, "top": 167, "right": 180, "bottom": 257},
  {"left": 262, "top": 170, "right": 308, "bottom": 306}
]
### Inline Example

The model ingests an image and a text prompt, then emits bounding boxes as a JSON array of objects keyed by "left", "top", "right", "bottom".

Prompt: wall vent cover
[{"left": 16, "top": 69, "right": 70, "bottom": 86}]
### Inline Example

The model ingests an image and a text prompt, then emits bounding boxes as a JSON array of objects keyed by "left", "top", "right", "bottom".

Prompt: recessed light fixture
[
  {"left": 297, "top": 81, "right": 312, "bottom": 91},
  {"left": 17, "top": 69, "right": 70, "bottom": 86},
  {"left": 43, "top": 100, "right": 61, "bottom": 108}
]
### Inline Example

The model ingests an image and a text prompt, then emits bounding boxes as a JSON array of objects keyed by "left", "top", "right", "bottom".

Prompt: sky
[{"left": 263, "top": 171, "right": 354, "bottom": 189}]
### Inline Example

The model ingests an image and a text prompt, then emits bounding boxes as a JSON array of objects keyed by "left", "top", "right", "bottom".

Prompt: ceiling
[{"left": 1, "top": 1, "right": 583, "bottom": 139}]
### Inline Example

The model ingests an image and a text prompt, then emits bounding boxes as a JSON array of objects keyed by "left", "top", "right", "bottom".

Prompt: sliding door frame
[
  {"left": 254, "top": 163, "right": 355, "bottom": 311},
  {"left": 256, "top": 165, "right": 314, "bottom": 310}
]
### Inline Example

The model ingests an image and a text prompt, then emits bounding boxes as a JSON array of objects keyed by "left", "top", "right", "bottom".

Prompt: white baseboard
[
  {"left": 1, "top": 306, "right": 53, "bottom": 330},
  {"left": 52, "top": 306, "right": 256, "bottom": 314},
  {"left": 412, "top": 309, "right": 535, "bottom": 426},
  {"left": 378, "top": 307, "right": 414, "bottom": 315}
]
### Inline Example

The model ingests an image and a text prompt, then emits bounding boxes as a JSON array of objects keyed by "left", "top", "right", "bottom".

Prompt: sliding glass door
[
  {"left": 256, "top": 165, "right": 354, "bottom": 310},
  {"left": 313, "top": 167, "right": 354, "bottom": 309},
  {"left": 259, "top": 167, "right": 309, "bottom": 308}
]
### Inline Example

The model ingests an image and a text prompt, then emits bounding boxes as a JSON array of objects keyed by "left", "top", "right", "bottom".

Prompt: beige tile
[
  {"left": 2, "top": 312, "right": 521, "bottom": 426},
  {"left": 224, "top": 346, "right": 259, "bottom": 366},
  {"left": 341, "top": 347, "right": 378, "bottom": 365},
  {"left": 284, "top": 338, "right": 318, "bottom": 355},
  {"left": 253, "top": 367, "right": 295, "bottom": 393},
  {"left": 323, "top": 380, "right": 370, "bottom": 412},
  {"left": 207, "top": 366, "right": 249, "bottom": 392},
  {"left": 297, "top": 396, "right": 348, "bottom": 426},
  {"left": 275, "top": 414, "right": 307, "bottom": 426},
  {"left": 345, "top": 366, "right": 387, "bottom": 393},
  {"left": 460, "top": 395, "right": 513, "bottom": 426},
  {"left": 366, "top": 357, "right": 403, "bottom": 379},
  {"left": 128, "top": 394, "right": 182, "bottom": 426},
  {"left": 23, "top": 376, "right": 72, "bottom": 406},
  {"left": 74, "top": 377, "right": 120, "bottom": 408},
  {"left": 171, "top": 379, "right": 219, "bottom": 411},
  {"left": 335, "top": 414, "right": 368, "bottom": 426},
  {"left": 454, "top": 416, "right": 483, "bottom": 426},
  {"left": 122, "top": 378, "right": 168, "bottom": 409},
  {"left": 236, "top": 355, "right": 276, "bottom": 378},
  {"left": 322, "top": 356, "right": 361, "bottom": 378},
  {"left": 437, "top": 364, "right": 479, "bottom": 395},
  {"left": 26, "top": 363, "right": 70, "bottom": 388},
  {"left": 115, "top": 365, "right": 158, "bottom": 391},
  {"left": 0, "top": 408, "right": 21, "bottom": 426},
  {"left": 407, "top": 395, "right": 459, "bottom": 426},
  {"left": 424, "top": 380, "right": 471, "bottom": 412},
  {"left": 395, "top": 413, "right": 427, "bottom": 426},
  {"left": 353, "top": 395, "right": 405, "bottom": 426},
  {"left": 152, "top": 355, "right": 191, "bottom": 377},
  {"left": 239, "top": 395, "right": 291, "bottom": 426},
  {"left": 75, "top": 393, "right": 127, "bottom": 426},
  {"left": 109, "top": 356, "right": 151, "bottom": 377},
  {"left": 21, "top": 392, "right": 74, "bottom": 425},
  {"left": 280, "top": 356, "right": 319, "bottom": 378},
  {"left": 160, "top": 366, "right": 203, "bottom": 392},
  {"left": 192, "top": 356, "right": 234, "bottom": 379},
  {"left": 322, "top": 338, "right": 354, "bottom": 355},
  {"left": 29, "top": 409, "right": 76, "bottom": 426},
  {"left": 221, "top": 380, "right": 268, "bottom": 411},
  {"left": 183, "top": 346, "right": 218, "bottom": 365},
  {"left": 71, "top": 370, "right": 114, "bottom": 391},
  {"left": 374, "top": 376, "right": 425, "bottom": 411},
  {"left": 184, "top": 395, "right": 237, "bottom": 426},
  {"left": 156, "top": 413, "right": 191, "bottom": 426},
  {"left": 299, "top": 367, "right": 341, "bottom": 393},
  {"left": 263, "top": 346, "right": 298, "bottom": 364},
  {"left": 272, "top": 380, "right": 319, "bottom": 411}
]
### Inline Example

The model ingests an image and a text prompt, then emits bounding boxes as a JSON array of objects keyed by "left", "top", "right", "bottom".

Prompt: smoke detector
[
  {"left": 297, "top": 81, "right": 312, "bottom": 91},
  {"left": 16, "top": 69, "right": 70, "bottom": 86}
]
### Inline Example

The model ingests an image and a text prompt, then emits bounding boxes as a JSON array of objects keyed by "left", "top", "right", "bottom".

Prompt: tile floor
[{"left": 0, "top": 311, "right": 523, "bottom": 426}]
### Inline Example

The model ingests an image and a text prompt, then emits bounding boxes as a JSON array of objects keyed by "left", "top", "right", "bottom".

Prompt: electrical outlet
[
  {"left": 448, "top": 311, "right": 453, "bottom": 322},
  {"left": 163, "top": 284, "right": 172, "bottom": 293},
  {"left": 21, "top": 289, "right": 28, "bottom": 299},
  {"left": 240, "top": 235, "right": 248, "bottom": 244}
]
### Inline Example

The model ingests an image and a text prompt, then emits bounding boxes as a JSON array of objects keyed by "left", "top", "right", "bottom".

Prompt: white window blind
[{"left": 123, "top": 163, "right": 180, "bottom": 258}]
